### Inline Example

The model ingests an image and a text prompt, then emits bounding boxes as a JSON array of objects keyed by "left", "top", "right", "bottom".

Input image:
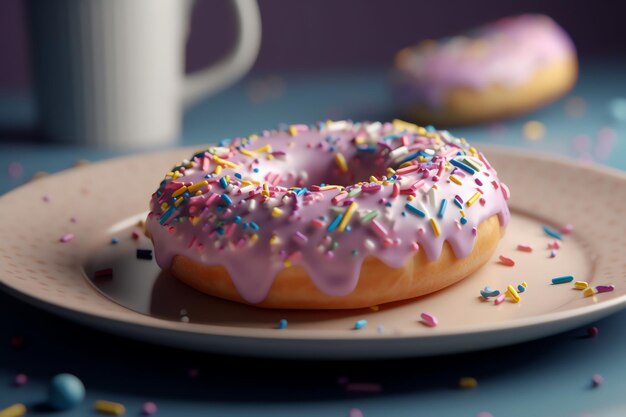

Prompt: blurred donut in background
[{"left": 391, "top": 14, "right": 578, "bottom": 126}]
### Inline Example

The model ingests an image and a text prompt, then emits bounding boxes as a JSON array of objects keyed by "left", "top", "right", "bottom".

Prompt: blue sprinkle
[
  {"left": 253, "top": 168, "right": 259, "bottom": 173},
  {"left": 460, "top": 217, "right": 468, "bottom": 225},
  {"left": 221, "top": 194, "right": 233, "bottom": 205},
  {"left": 216, "top": 227, "right": 225, "bottom": 235},
  {"left": 551, "top": 275, "right": 573, "bottom": 285},
  {"left": 250, "top": 222, "right": 259, "bottom": 231},
  {"left": 437, "top": 199, "right": 447, "bottom": 219},
  {"left": 398, "top": 151, "right": 421, "bottom": 164},
  {"left": 453, "top": 198, "right": 463, "bottom": 209},
  {"left": 159, "top": 206, "right": 176, "bottom": 225},
  {"left": 345, "top": 225, "right": 352, "bottom": 232},
  {"left": 278, "top": 319, "right": 288, "bottom": 329},
  {"left": 329, "top": 146, "right": 336, "bottom": 152},
  {"left": 234, "top": 173, "right": 242, "bottom": 179},
  {"left": 450, "top": 159, "right": 476, "bottom": 175},
  {"left": 543, "top": 225, "right": 563, "bottom": 240},
  {"left": 354, "top": 319, "right": 368, "bottom": 330},
  {"left": 204, "top": 174, "right": 213, "bottom": 179},
  {"left": 218, "top": 138, "right": 231, "bottom": 146},
  {"left": 480, "top": 287, "right": 500, "bottom": 298},
  {"left": 234, "top": 216, "right": 242, "bottom": 224},
  {"left": 385, "top": 202, "right": 392, "bottom": 207},
  {"left": 356, "top": 145, "right": 377, "bottom": 153},
  {"left": 426, "top": 125, "right": 436, "bottom": 132},
  {"left": 242, "top": 223, "right": 249, "bottom": 230},
  {"left": 219, "top": 177, "right": 229, "bottom": 189},
  {"left": 404, "top": 203, "right": 426, "bottom": 217},
  {"left": 327, "top": 213, "right": 344, "bottom": 233},
  {"left": 110, "top": 237, "right": 119, "bottom": 245},
  {"left": 216, "top": 206, "right": 224, "bottom": 212},
  {"left": 182, "top": 192, "right": 190, "bottom": 199},
  {"left": 517, "top": 284, "right": 526, "bottom": 293},
  {"left": 401, "top": 212, "right": 407, "bottom": 217},
  {"left": 156, "top": 191, "right": 162, "bottom": 197}
]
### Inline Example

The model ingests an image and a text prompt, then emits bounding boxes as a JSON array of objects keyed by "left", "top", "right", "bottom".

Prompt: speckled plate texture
[{"left": 0, "top": 146, "right": 624, "bottom": 359}]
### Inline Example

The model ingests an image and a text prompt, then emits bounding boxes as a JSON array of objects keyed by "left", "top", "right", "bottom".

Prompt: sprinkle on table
[
  {"left": 516, "top": 244, "right": 533, "bottom": 252},
  {"left": 94, "top": 400, "right": 126, "bottom": 416},
  {"left": 141, "top": 402, "right": 158, "bottom": 416},
  {"left": 420, "top": 312, "right": 438, "bottom": 327},
  {"left": 0, "top": 403, "right": 26, "bottom": 417},
  {"left": 587, "top": 326, "right": 599, "bottom": 337},
  {"left": 543, "top": 225, "right": 563, "bottom": 240},
  {"left": 277, "top": 319, "right": 288, "bottom": 329},
  {"left": 354, "top": 319, "right": 368, "bottom": 330},
  {"left": 498, "top": 255, "right": 515, "bottom": 267},
  {"left": 591, "top": 373, "right": 604, "bottom": 388},
  {"left": 59, "top": 233, "right": 74, "bottom": 243},
  {"left": 551, "top": 275, "right": 574, "bottom": 285}
]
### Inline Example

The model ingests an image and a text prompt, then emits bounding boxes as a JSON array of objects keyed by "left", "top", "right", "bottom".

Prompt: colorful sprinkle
[
  {"left": 543, "top": 225, "right": 563, "bottom": 240},
  {"left": 591, "top": 374, "right": 604, "bottom": 388},
  {"left": 506, "top": 285, "right": 520, "bottom": 303},
  {"left": 420, "top": 312, "right": 438, "bottom": 327},
  {"left": 0, "top": 404, "right": 26, "bottom": 417},
  {"left": 584, "top": 287, "right": 597, "bottom": 297},
  {"left": 498, "top": 255, "right": 515, "bottom": 267},
  {"left": 141, "top": 402, "right": 158, "bottom": 416},
  {"left": 459, "top": 377, "right": 478, "bottom": 389},
  {"left": 338, "top": 202, "right": 358, "bottom": 232},
  {"left": 517, "top": 244, "right": 533, "bottom": 252},
  {"left": 437, "top": 199, "right": 447, "bottom": 219},
  {"left": 494, "top": 293, "right": 506, "bottom": 305},
  {"left": 94, "top": 400, "right": 126, "bottom": 416},
  {"left": 574, "top": 281, "right": 589, "bottom": 290},
  {"left": 335, "top": 152, "right": 349, "bottom": 173},
  {"left": 551, "top": 275, "right": 574, "bottom": 285},
  {"left": 354, "top": 319, "right": 368, "bottom": 330},
  {"left": 480, "top": 287, "right": 500, "bottom": 298},
  {"left": 430, "top": 218, "right": 441, "bottom": 237},
  {"left": 59, "top": 233, "right": 74, "bottom": 243},
  {"left": 404, "top": 203, "right": 426, "bottom": 217},
  {"left": 596, "top": 285, "right": 615, "bottom": 293},
  {"left": 278, "top": 319, "right": 288, "bottom": 329}
]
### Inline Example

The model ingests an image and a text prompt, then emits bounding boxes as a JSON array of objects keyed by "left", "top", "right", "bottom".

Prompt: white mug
[{"left": 28, "top": 0, "right": 261, "bottom": 148}]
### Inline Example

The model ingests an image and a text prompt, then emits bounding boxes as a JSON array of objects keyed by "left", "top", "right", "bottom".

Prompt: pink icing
[
  {"left": 146, "top": 120, "right": 510, "bottom": 304},
  {"left": 392, "top": 14, "right": 576, "bottom": 108}
]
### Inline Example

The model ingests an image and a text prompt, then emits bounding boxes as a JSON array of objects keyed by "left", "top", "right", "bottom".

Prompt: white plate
[{"left": 1, "top": 146, "right": 625, "bottom": 359}]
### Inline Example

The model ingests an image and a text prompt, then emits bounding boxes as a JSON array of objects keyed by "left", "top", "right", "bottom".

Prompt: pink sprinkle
[
  {"left": 370, "top": 219, "right": 388, "bottom": 238},
  {"left": 560, "top": 224, "right": 574, "bottom": 234},
  {"left": 517, "top": 244, "right": 533, "bottom": 252},
  {"left": 420, "top": 312, "right": 438, "bottom": 327},
  {"left": 382, "top": 238, "right": 394, "bottom": 248},
  {"left": 548, "top": 241, "right": 561, "bottom": 249},
  {"left": 587, "top": 326, "right": 599, "bottom": 337},
  {"left": 592, "top": 374, "right": 604, "bottom": 387},
  {"left": 396, "top": 164, "right": 419, "bottom": 175},
  {"left": 362, "top": 183, "right": 382, "bottom": 193},
  {"left": 142, "top": 401, "right": 158, "bottom": 415},
  {"left": 345, "top": 383, "right": 382, "bottom": 393},
  {"left": 14, "top": 373, "right": 28, "bottom": 386},
  {"left": 349, "top": 408, "right": 364, "bottom": 417},
  {"left": 471, "top": 227, "right": 477, "bottom": 236},
  {"left": 132, "top": 229, "right": 142, "bottom": 240},
  {"left": 8, "top": 161, "right": 23, "bottom": 178},
  {"left": 498, "top": 255, "right": 515, "bottom": 267},
  {"left": 410, "top": 242, "right": 420, "bottom": 252},
  {"left": 59, "top": 233, "right": 74, "bottom": 243},
  {"left": 292, "top": 231, "right": 308, "bottom": 245},
  {"left": 501, "top": 183, "right": 510, "bottom": 200},
  {"left": 494, "top": 293, "right": 506, "bottom": 305},
  {"left": 391, "top": 183, "right": 400, "bottom": 198},
  {"left": 310, "top": 218, "right": 325, "bottom": 229},
  {"left": 332, "top": 192, "right": 348, "bottom": 204}
]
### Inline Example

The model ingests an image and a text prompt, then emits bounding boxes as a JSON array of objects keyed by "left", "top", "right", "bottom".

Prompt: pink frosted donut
[
  {"left": 146, "top": 120, "right": 510, "bottom": 309},
  {"left": 392, "top": 14, "right": 578, "bottom": 125}
]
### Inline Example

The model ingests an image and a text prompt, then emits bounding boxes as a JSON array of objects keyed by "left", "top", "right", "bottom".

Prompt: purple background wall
[{"left": 1, "top": 0, "right": 625, "bottom": 90}]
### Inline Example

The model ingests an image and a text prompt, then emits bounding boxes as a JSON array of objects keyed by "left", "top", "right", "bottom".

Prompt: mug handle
[{"left": 181, "top": 0, "right": 261, "bottom": 107}]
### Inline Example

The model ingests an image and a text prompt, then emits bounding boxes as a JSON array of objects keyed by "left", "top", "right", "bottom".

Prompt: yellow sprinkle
[
  {"left": 335, "top": 152, "right": 348, "bottom": 173},
  {"left": 214, "top": 165, "right": 223, "bottom": 175},
  {"left": 468, "top": 146, "right": 478, "bottom": 156},
  {"left": 370, "top": 305, "right": 380, "bottom": 311},
  {"left": 521, "top": 281, "right": 528, "bottom": 288},
  {"left": 418, "top": 156, "right": 428, "bottom": 163},
  {"left": 407, "top": 195, "right": 415, "bottom": 201},
  {"left": 195, "top": 190, "right": 203, "bottom": 196},
  {"left": 449, "top": 175, "right": 462, "bottom": 185},
  {"left": 160, "top": 202, "right": 169, "bottom": 211},
  {"left": 241, "top": 180, "right": 253, "bottom": 187},
  {"left": 172, "top": 186, "right": 188, "bottom": 198},
  {"left": 338, "top": 202, "right": 358, "bottom": 232},
  {"left": 190, "top": 216, "right": 201, "bottom": 226},
  {"left": 283, "top": 260, "right": 292, "bottom": 268},
  {"left": 188, "top": 180, "right": 208, "bottom": 193},
  {"left": 354, "top": 135, "right": 366, "bottom": 145},
  {"left": 94, "top": 400, "right": 126, "bottom": 416},
  {"left": 213, "top": 156, "right": 238, "bottom": 168},
  {"left": 430, "top": 218, "right": 441, "bottom": 237},
  {"left": 272, "top": 207, "right": 283, "bottom": 218},
  {"left": 266, "top": 154, "right": 274, "bottom": 160},
  {"left": 269, "top": 234, "right": 280, "bottom": 245},
  {"left": 289, "top": 125, "right": 298, "bottom": 136},
  {"left": 382, "top": 181, "right": 390, "bottom": 186},
  {"left": 460, "top": 210, "right": 465, "bottom": 217},
  {"left": 574, "top": 281, "right": 589, "bottom": 290},
  {"left": 392, "top": 119, "right": 420, "bottom": 133},
  {"left": 584, "top": 287, "right": 597, "bottom": 297},
  {"left": 506, "top": 285, "right": 520, "bottom": 303},
  {"left": 466, "top": 192, "right": 481, "bottom": 207},
  {"left": 262, "top": 183, "right": 270, "bottom": 197},
  {"left": 171, "top": 171, "right": 181, "bottom": 180},
  {"left": 386, "top": 167, "right": 396, "bottom": 176},
  {"left": 250, "top": 233, "right": 258, "bottom": 241},
  {"left": 240, "top": 149, "right": 255, "bottom": 157},
  {"left": 369, "top": 175, "right": 380, "bottom": 183},
  {"left": 249, "top": 133, "right": 258, "bottom": 140},
  {"left": 459, "top": 377, "right": 478, "bottom": 389},
  {"left": 0, "top": 403, "right": 26, "bottom": 417},
  {"left": 523, "top": 120, "right": 546, "bottom": 141},
  {"left": 398, "top": 161, "right": 413, "bottom": 169},
  {"left": 174, "top": 197, "right": 185, "bottom": 207},
  {"left": 253, "top": 144, "right": 272, "bottom": 154},
  {"left": 165, "top": 171, "right": 175, "bottom": 178}
]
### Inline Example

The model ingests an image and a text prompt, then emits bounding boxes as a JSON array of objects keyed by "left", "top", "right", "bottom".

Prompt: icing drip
[{"left": 146, "top": 120, "right": 510, "bottom": 304}]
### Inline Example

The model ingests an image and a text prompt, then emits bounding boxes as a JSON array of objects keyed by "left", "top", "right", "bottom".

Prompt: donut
[
  {"left": 146, "top": 120, "right": 511, "bottom": 309},
  {"left": 391, "top": 14, "right": 578, "bottom": 126}
]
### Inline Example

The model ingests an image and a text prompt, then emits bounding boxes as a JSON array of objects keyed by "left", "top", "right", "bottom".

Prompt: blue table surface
[{"left": 1, "top": 60, "right": 626, "bottom": 417}]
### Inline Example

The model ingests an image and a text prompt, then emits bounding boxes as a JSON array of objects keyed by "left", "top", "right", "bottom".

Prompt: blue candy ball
[{"left": 48, "top": 373, "right": 85, "bottom": 410}]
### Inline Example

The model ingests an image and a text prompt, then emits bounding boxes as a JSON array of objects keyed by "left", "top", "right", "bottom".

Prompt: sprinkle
[
  {"left": 0, "top": 404, "right": 26, "bottom": 417},
  {"left": 498, "top": 255, "right": 515, "bottom": 267},
  {"left": 459, "top": 217, "right": 468, "bottom": 225},
  {"left": 94, "top": 400, "right": 126, "bottom": 416},
  {"left": 459, "top": 377, "right": 477, "bottom": 389},
  {"left": 587, "top": 326, "right": 599, "bottom": 337},
  {"left": 584, "top": 287, "right": 597, "bottom": 297},
  {"left": 136, "top": 249, "right": 153, "bottom": 260},
  {"left": 560, "top": 224, "right": 574, "bottom": 234},
  {"left": 494, "top": 293, "right": 506, "bottom": 305},
  {"left": 94, "top": 268, "right": 113, "bottom": 279},
  {"left": 141, "top": 402, "right": 158, "bottom": 416},
  {"left": 543, "top": 226, "right": 563, "bottom": 240},
  {"left": 292, "top": 231, "right": 308, "bottom": 245},
  {"left": 506, "top": 285, "right": 520, "bottom": 303},
  {"left": 335, "top": 152, "right": 349, "bottom": 173},
  {"left": 437, "top": 199, "right": 447, "bottom": 219},
  {"left": 172, "top": 185, "right": 188, "bottom": 198},
  {"left": 337, "top": 202, "right": 358, "bottom": 232},
  {"left": 349, "top": 408, "right": 364, "bottom": 417},
  {"left": 574, "top": 281, "right": 589, "bottom": 290},
  {"left": 354, "top": 319, "right": 367, "bottom": 330},
  {"left": 361, "top": 210, "right": 379, "bottom": 224},
  {"left": 272, "top": 207, "right": 283, "bottom": 218},
  {"left": 449, "top": 175, "right": 462, "bottom": 185},
  {"left": 14, "top": 373, "right": 27, "bottom": 386},
  {"left": 430, "top": 218, "right": 441, "bottom": 237},
  {"left": 370, "top": 219, "right": 388, "bottom": 238},
  {"left": 220, "top": 194, "right": 233, "bottom": 205},
  {"left": 404, "top": 203, "right": 426, "bottom": 217},
  {"left": 420, "top": 312, "right": 438, "bottom": 327},
  {"left": 480, "top": 287, "right": 500, "bottom": 298},
  {"left": 549, "top": 250, "right": 557, "bottom": 258},
  {"left": 188, "top": 180, "right": 208, "bottom": 192},
  {"left": 591, "top": 374, "right": 604, "bottom": 388},
  {"left": 548, "top": 240, "right": 561, "bottom": 249},
  {"left": 332, "top": 192, "right": 348, "bottom": 204},
  {"left": 278, "top": 319, "right": 288, "bottom": 329},
  {"left": 327, "top": 213, "right": 343, "bottom": 233},
  {"left": 517, "top": 284, "right": 526, "bottom": 293},
  {"left": 159, "top": 206, "right": 176, "bottom": 225},
  {"left": 596, "top": 285, "right": 615, "bottom": 293},
  {"left": 551, "top": 275, "right": 574, "bottom": 285},
  {"left": 517, "top": 244, "right": 533, "bottom": 252},
  {"left": 466, "top": 192, "right": 481, "bottom": 207},
  {"left": 450, "top": 159, "right": 476, "bottom": 175},
  {"left": 522, "top": 120, "right": 545, "bottom": 141},
  {"left": 59, "top": 233, "right": 74, "bottom": 243}
]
